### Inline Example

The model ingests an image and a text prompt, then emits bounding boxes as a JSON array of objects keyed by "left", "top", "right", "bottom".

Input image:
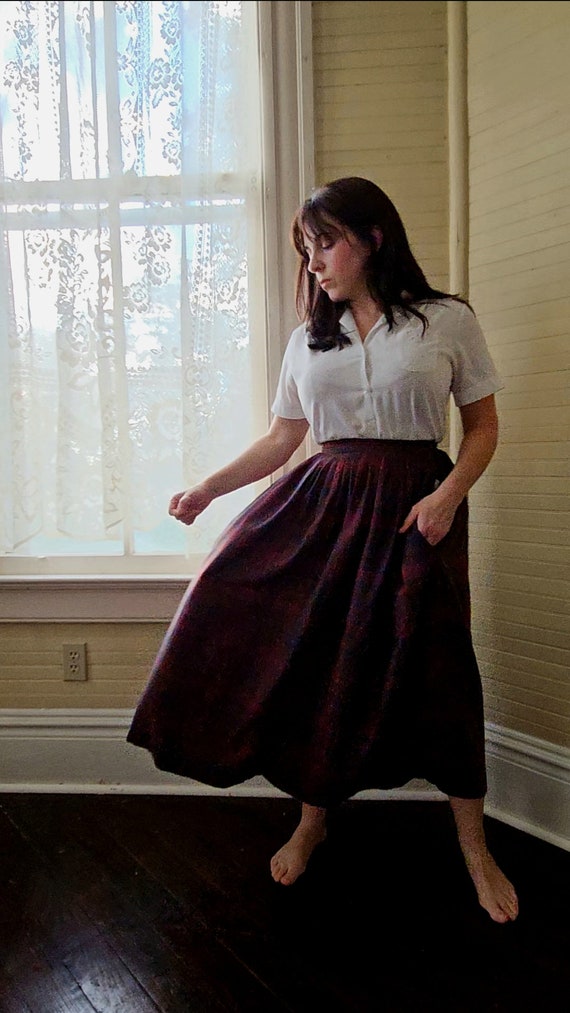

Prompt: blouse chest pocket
[{"left": 394, "top": 338, "right": 438, "bottom": 373}]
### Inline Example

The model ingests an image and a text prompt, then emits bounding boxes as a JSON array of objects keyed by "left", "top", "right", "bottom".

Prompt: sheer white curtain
[{"left": 0, "top": 0, "right": 266, "bottom": 569}]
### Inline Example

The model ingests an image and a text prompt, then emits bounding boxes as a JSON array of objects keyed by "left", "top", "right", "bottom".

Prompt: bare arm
[
  {"left": 399, "top": 394, "right": 499, "bottom": 545},
  {"left": 169, "top": 415, "right": 310, "bottom": 525}
]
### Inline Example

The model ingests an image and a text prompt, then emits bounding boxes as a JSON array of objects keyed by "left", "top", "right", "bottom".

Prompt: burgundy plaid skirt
[{"left": 127, "top": 439, "right": 487, "bottom": 805}]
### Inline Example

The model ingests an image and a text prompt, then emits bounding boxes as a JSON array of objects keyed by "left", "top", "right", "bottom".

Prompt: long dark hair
[{"left": 291, "top": 176, "right": 459, "bottom": 351}]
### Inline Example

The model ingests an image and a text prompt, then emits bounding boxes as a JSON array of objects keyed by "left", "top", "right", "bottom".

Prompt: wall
[
  {"left": 0, "top": 623, "right": 166, "bottom": 709},
  {"left": 312, "top": 0, "right": 449, "bottom": 290},
  {"left": 466, "top": 0, "right": 570, "bottom": 749}
]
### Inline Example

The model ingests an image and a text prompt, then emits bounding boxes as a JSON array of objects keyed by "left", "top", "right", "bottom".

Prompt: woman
[{"left": 128, "top": 177, "right": 518, "bottom": 924}]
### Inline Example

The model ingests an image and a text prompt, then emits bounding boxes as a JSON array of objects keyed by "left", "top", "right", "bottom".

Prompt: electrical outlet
[{"left": 62, "top": 642, "right": 88, "bottom": 681}]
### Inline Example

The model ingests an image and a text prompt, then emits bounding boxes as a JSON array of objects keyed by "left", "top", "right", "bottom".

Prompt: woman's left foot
[{"left": 464, "top": 849, "right": 519, "bottom": 923}]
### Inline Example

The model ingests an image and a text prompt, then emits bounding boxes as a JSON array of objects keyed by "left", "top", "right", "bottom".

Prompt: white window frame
[{"left": 0, "top": 0, "right": 315, "bottom": 623}]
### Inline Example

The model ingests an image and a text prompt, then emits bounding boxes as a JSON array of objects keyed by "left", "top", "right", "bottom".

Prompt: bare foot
[
  {"left": 448, "top": 796, "right": 519, "bottom": 924},
  {"left": 270, "top": 821, "right": 327, "bottom": 885},
  {"left": 464, "top": 849, "right": 519, "bottom": 923}
]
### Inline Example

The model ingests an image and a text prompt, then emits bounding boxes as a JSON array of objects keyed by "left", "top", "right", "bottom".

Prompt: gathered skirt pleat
[{"left": 127, "top": 440, "right": 487, "bottom": 806}]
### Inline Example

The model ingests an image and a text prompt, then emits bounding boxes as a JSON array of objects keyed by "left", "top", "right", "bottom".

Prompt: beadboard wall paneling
[
  {"left": 312, "top": 0, "right": 449, "bottom": 290},
  {"left": 0, "top": 624, "right": 167, "bottom": 710},
  {"left": 466, "top": 0, "right": 570, "bottom": 749}
]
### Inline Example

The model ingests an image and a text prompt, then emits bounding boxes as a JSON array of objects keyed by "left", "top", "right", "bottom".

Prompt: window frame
[{"left": 0, "top": 0, "right": 315, "bottom": 622}]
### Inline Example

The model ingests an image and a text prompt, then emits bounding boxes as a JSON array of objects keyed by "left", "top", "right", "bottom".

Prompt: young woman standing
[{"left": 128, "top": 177, "right": 519, "bottom": 924}]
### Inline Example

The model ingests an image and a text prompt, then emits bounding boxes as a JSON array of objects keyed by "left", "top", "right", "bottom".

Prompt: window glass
[{"left": 0, "top": 0, "right": 267, "bottom": 573}]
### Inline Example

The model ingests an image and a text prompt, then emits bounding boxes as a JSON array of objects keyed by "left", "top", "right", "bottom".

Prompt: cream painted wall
[
  {"left": 466, "top": 0, "right": 570, "bottom": 748},
  {"left": 0, "top": 623, "right": 167, "bottom": 709},
  {"left": 313, "top": 0, "right": 450, "bottom": 291}
]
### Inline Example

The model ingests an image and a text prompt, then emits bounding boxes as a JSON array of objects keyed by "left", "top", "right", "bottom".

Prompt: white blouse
[{"left": 271, "top": 299, "right": 503, "bottom": 444}]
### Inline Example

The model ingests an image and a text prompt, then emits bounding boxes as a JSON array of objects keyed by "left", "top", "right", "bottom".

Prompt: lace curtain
[{"left": 0, "top": 0, "right": 266, "bottom": 565}]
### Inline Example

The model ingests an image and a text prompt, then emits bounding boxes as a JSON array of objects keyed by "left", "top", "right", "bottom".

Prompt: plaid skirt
[{"left": 127, "top": 439, "right": 487, "bottom": 806}]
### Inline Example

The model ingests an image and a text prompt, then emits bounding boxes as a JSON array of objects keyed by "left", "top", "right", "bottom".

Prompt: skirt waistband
[{"left": 320, "top": 439, "right": 438, "bottom": 459}]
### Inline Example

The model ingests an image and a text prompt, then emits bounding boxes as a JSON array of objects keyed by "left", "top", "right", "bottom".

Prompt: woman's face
[{"left": 303, "top": 222, "right": 373, "bottom": 305}]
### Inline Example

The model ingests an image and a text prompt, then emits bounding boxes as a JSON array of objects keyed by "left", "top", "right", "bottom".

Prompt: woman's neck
[{"left": 349, "top": 298, "right": 384, "bottom": 342}]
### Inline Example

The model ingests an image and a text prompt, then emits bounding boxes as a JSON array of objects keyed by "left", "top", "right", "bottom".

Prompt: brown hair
[{"left": 291, "top": 176, "right": 459, "bottom": 350}]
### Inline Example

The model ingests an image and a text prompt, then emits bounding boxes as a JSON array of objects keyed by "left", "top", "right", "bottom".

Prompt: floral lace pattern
[{"left": 0, "top": 1, "right": 265, "bottom": 560}]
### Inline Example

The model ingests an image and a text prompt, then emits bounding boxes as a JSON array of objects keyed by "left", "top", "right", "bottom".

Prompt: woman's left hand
[
  {"left": 398, "top": 488, "right": 459, "bottom": 546},
  {"left": 399, "top": 395, "right": 498, "bottom": 547}
]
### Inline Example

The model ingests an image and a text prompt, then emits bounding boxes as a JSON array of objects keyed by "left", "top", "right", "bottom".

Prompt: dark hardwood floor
[{"left": 0, "top": 793, "right": 568, "bottom": 1013}]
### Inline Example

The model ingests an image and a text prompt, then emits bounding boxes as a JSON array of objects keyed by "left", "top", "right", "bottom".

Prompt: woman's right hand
[
  {"left": 168, "top": 416, "right": 309, "bottom": 526},
  {"left": 169, "top": 483, "right": 214, "bottom": 526}
]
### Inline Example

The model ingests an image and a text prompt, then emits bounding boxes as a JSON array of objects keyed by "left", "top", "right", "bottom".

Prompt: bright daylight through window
[{"left": 0, "top": 0, "right": 267, "bottom": 576}]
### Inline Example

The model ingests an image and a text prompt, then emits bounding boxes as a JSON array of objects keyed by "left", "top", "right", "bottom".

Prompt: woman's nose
[{"left": 307, "top": 249, "right": 323, "bottom": 273}]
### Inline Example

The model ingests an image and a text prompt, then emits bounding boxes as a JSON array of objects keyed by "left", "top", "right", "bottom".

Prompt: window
[{"left": 0, "top": 1, "right": 311, "bottom": 600}]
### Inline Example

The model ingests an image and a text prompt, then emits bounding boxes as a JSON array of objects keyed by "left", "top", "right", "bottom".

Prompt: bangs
[
  {"left": 292, "top": 206, "right": 344, "bottom": 257},
  {"left": 301, "top": 207, "right": 343, "bottom": 243}
]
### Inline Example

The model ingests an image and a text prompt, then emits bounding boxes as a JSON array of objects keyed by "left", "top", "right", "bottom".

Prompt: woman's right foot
[{"left": 463, "top": 848, "right": 519, "bottom": 923}]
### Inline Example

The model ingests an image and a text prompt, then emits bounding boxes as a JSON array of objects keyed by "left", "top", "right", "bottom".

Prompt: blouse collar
[{"left": 340, "top": 307, "right": 388, "bottom": 339}]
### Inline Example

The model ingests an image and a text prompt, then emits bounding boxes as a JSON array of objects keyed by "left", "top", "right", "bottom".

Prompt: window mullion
[{"left": 102, "top": 0, "right": 134, "bottom": 557}]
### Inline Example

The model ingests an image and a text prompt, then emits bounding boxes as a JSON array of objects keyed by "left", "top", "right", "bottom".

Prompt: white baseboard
[
  {"left": 484, "top": 722, "right": 570, "bottom": 852},
  {"left": 0, "top": 710, "right": 568, "bottom": 851}
]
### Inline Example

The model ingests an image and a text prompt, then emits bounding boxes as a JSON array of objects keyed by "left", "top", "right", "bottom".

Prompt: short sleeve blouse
[{"left": 271, "top": 299, "right": 503, "bottom": 443}]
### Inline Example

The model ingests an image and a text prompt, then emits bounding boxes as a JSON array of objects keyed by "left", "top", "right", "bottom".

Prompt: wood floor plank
[
  {"left": 124, "top": 795, "right": 568, "bottom": 1013},
  {"left": 0, "top": 806, "right": 100, "bottom": 1012},
  {"left": 59, "top": 796, "right": 494, "bottom": 1012},
  {"left": 53, "top": 793, "right": 328, "bottom": 1012},
  {"left": 0, "top": 794, "right": 567, "bottom": 1013},
  {"left": 61, "top": 946, "right": 162, "bottom": 1013},
  {"left": 1, "top": 958, "right": 98, "bottom": 1013},
  {"left": 80, "top": 793, "right": 364, "bottom": 1011},
  {"left": 0, "top": 804, "right": 163, "bottom": 1013},
  {"left": 0, "top": 972, "right": 36, "bottom": 1013},
  {"left": 2, "top": 795, "right": 292, "bottom": 1013}
]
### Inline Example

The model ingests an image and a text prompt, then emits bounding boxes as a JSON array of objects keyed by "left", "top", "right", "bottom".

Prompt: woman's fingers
[
  {"left": 169, "top": 486, "right": 213, "bottom": 525},
  {"left": 399, "top": 494, "right": 456, "bottom": 545}
]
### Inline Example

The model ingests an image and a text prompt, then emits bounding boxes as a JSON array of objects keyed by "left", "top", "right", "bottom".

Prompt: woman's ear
[{"left": 372, "top": 227, "right": 383, "bottom": 251}]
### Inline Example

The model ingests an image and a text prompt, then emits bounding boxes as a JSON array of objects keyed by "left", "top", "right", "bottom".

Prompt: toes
[
  {"left": 493, "top": 911, "right": 509, "bottom": 925},
  {"left": 498, "top": 881, "right": 519, "bottom": 921},
  {"left": 270, "top": 857, "right": 285, "bottom": 881},
  {"left": 482, "top": 882, "right": 519, "bottom": 923},
  {"left": 273, "top": 867, "right": 294, "bottom": 885},
  {"left": 506, "top": 895, "right": 519, "bottom": 920},
  {"left": 271, "top": 852, "right": 295, "bottom": 884},
  {"left": 270, "top": 851, "right": 300, "bottom": 885}
]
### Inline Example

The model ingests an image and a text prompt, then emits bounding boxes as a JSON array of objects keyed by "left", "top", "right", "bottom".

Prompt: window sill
[{"left": 0, "top": 576, "right": 190, "bottom": 622}]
